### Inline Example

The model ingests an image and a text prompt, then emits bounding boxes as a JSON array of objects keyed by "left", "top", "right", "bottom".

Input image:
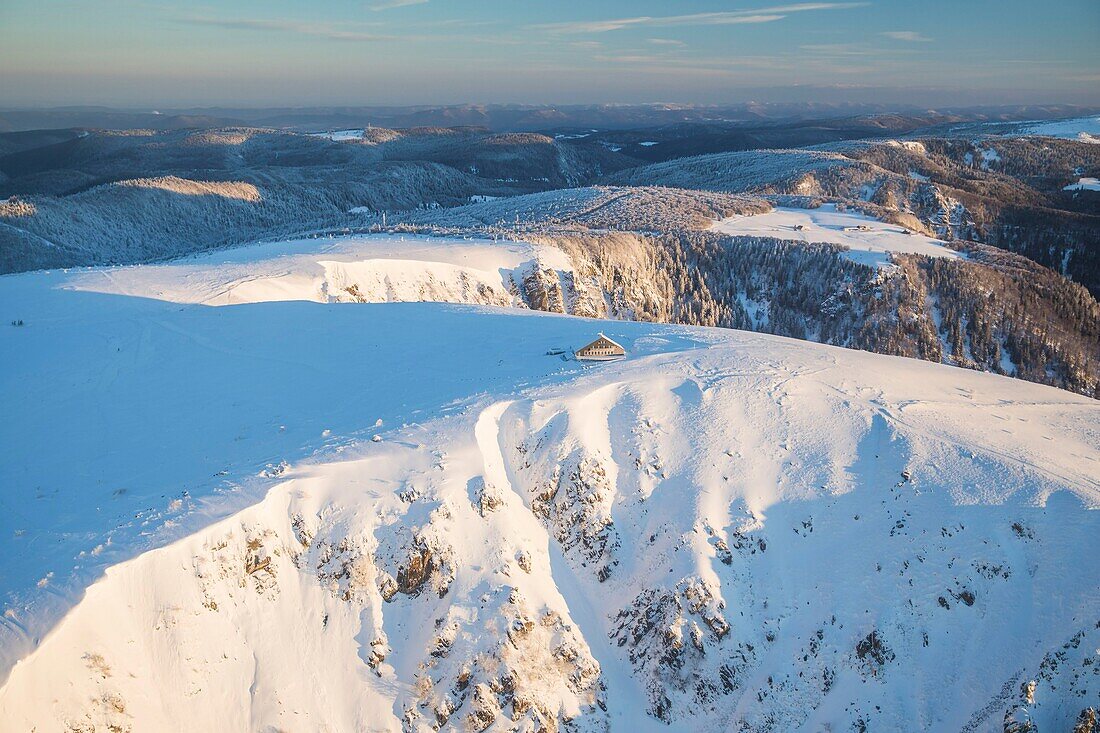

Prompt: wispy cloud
[
  {"left": 648, "top": 38, "right": 686, "bottom": 47},
  {"left": 536, "top": 14, "right": 782, "bottom": 34},
  {"left": 881, "top": 30, "right": 933, "bottom": 42},
  {"left": 367, "top": 0, "right": 428, "bottom": 11},
  {"left": 532, "top": 3, "right": 867, "bottom": 34},
  {"left": 177, "top": 16, "right": 400, "bottom": 42},
  {"left": 800, "top": 43, "right": 918, "bottom": 58},
  {"left": 800, "top": 43, "right": 873, "bottom": 56},
  {"left": 595, "top": 53, "right": 794, "bottom": 72}
]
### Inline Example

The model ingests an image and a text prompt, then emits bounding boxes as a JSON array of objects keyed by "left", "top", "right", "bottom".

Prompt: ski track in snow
[{"left": 1, "top": 232, "right": 1098, "bottom": 732}]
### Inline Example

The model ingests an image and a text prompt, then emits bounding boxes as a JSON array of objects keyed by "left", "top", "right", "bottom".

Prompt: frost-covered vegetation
[
  {"left": 547, "top": 230, "right": 1098, "bottom": 396},
  {"left": 0, "top": 165, "right": 487, "bottom": 272},
  {"left": 380, "top": 189, "right": 1098, "bottom": 396},
  {"left": 604, "top": 148, "right": 867, "bottom": 194},
  {"left": 1, "top": 125, "right": 1097, "bottom": 397},
  {"left": 607, "top": 135, "right": 1100, "bottom": 297},
  {"left": 400, "top": 185, "right": 769, "bottom": 232},
  {"left": 0, "top": 126, "right": 634, "bottom": 273}
]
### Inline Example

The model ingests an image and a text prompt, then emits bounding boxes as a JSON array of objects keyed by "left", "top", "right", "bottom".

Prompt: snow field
[{"left": 711, "top": 203, "right": 962, "bottom": 268}]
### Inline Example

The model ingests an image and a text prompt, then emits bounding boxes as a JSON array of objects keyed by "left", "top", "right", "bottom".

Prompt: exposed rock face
[
  {"left": 529, "top": 454, "right": 620, "bottom": 580},
  {"left": 854, "top": 630, "right": 895, "bottom": 678},
  {"left": 1074, "top": 708, "right": 1098, "bottom": 733},
  {"left": 611, "top": 578, "right": 734, "bottom": 721},
  {"left": 519, "top": 254, "right": 610, "bottom": 320},
  {"left": 523, "top": 266, "right": 567, "bottom": 313},
  {"left": 471, "top": 476, "right": 504, "bottom": 516},
  {"left": 396, "top": 546, "right": 435, "bottom": 596}
]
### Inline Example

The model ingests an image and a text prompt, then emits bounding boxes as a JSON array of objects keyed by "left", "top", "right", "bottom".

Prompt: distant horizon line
[{"left": 4, "top": 101, "right": 1099, "bottom": 113}]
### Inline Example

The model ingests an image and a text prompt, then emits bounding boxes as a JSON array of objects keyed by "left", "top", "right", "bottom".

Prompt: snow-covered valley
[{"left": 1, "top": 233, "right": 1098, "bottom": 732}]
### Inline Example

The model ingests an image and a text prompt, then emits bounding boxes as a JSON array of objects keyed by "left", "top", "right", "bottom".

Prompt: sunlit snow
[
  {"left": 710, "top": 204, "right": 962, "bottom": 268},
  {"left": 1064, "top": 176, "right": 1100, "bottom": 191},
  {"left": 1, "top": 232, "right": 1096, "bottom": 732},
  {"left": 1019, "top": 116, "right": 1100, "bottom": 144}
]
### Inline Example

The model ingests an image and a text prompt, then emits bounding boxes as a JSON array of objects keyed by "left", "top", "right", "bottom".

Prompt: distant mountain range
[
  {"left": 1, "top": 103, "right": 1097, "bottom": 134},
  {"left": 1, "top": 118, "right": 1096, "bottom": 396}
]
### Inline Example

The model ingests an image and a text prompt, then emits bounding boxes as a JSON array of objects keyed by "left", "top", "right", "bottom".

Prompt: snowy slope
[
  {"left": 1065, "top": 177, "right": 1100, "bottom": 192},
  {"left": 1018, "top": 116, "right": 1100, "bottom": 144},
  {"left": 56, "top": 233, "right": 576, "bottom": 308},
  {"left": 0, "top": 241, "right": 612, "bottom": 680},
  {"left": 309, "top": 128, "right": 367, "bottom": 141},
  {"left": 1, "top": 243, "right": 1098, "bottom": 733},
  {"left": 710, "top": 204, "right": 962, "bottom": 268}
]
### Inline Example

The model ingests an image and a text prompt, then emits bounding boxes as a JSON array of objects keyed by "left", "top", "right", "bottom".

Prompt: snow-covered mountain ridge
[
  {"left": 39, "top": 225, "right": 1098, "bottom": 397},
  {"left": 1, "top": 238, "right": 1098, "bottom": 732},
  {"left": 58, "top": 234, "right": 584, "bottom": 311}
]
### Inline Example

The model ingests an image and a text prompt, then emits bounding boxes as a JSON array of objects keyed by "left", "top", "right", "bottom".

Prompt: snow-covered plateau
[
  {"left": 0, "top": 233, "right": 1097, "bottom": 733},
  {"left": 1064, "top": 177, "right": 1100, "bottom": 192},
  {"left": 310, "top": 129, "right": 367, "bottom": 142},
  {"left": 710, "top": 204, "right": 962, "bottom": 268},
  {"left": 1018, "top": 116, "right": 1100, "bottom": 144}
]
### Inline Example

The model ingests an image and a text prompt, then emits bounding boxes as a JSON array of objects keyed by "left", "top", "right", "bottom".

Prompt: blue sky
[{"left": 1, "top": 0, "right": 1097, "bottom": 107}]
